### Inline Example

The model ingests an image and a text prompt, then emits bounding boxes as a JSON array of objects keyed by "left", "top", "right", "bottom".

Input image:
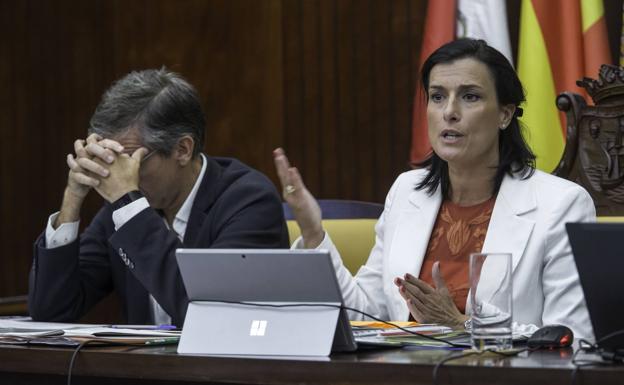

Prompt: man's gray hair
[{"left": 89, "top": 68, "right": 205, "bottom": 157}]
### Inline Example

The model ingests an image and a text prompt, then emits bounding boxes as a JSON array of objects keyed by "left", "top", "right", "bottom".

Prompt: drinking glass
[{"left": 469, "top": 252, "right": 513, "bottom": 351}]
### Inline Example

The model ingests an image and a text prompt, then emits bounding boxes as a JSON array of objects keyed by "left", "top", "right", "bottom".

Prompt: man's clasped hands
[{"left": 64, "top": 133, "right": 147, "bottom": 204}]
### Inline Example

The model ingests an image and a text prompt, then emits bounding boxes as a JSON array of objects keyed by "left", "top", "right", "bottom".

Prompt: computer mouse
[{"left": 527, "top": 324, "right": 574, "bottom": 349}]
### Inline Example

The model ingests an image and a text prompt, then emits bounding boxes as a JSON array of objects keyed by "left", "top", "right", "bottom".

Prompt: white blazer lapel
[
  {"left": 475, "top": 173, "right": 537, "bottom": 307},
  {"left": 386, "top": 187, "right": 441, "bottom": 320}
]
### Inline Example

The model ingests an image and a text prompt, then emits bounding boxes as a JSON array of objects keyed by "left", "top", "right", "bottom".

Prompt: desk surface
[{"left": 0, "top": 343, "right": 622, "bottom": 385}]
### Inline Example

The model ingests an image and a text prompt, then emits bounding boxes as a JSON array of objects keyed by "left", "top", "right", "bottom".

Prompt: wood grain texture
[
  {"left": 281, "top": 0, "right": 423, "bottom": 203},
  {"left": 1, "top": 343, "right": 623, "bottom": 385}
]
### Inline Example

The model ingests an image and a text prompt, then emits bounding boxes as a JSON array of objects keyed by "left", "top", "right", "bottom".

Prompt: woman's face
[{"left": 426, "top": 57, "right": 514, "bottom": 170}]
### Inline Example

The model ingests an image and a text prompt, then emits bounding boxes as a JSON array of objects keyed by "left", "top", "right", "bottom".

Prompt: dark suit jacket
[{"left": 28, "top": 156, "right": 289, "bottom": 326}]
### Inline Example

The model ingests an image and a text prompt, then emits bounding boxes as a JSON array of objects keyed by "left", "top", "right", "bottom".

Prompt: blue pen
[{"left": 155, "top": 324, "right": 177, "bottom": 330}]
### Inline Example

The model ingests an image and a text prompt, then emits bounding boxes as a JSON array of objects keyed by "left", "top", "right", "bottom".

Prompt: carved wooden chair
[{"left": 555, "top": 64, "right": 624, "bottom": 216}]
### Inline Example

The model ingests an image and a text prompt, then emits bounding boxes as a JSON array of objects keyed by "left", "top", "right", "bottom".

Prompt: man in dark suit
[{"left": 28, "top": 69, "right": 289, "bottom": 327}]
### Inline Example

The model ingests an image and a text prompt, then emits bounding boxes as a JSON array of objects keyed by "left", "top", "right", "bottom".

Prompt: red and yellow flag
[{"left": 518, "top": 0, "right": 611, "bottom": 172}]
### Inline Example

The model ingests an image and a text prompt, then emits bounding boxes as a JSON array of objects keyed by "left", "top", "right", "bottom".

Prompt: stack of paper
[
  {"left": 351, "top": 321, "right": 470, "bottom": 349},
  {"left": 63, "top": 327, "right": 180, "bottom": 345},
  {"left": 0, "top": 319, "right": 179, "bottom": 347}
]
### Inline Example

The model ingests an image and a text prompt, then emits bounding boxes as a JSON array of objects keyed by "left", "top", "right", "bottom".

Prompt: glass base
[{"left": 471, "top": 328, "right": 512, "bottom": 351}]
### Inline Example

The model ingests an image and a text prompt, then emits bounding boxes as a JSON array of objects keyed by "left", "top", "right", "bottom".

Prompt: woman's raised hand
[{"left": 273, "top": 148, "right": 324, "bottom": 248}]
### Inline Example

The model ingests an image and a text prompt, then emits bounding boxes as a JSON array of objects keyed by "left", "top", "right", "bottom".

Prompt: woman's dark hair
[{"left": 415, "top": 38, "right": 535, "bottom": 199}]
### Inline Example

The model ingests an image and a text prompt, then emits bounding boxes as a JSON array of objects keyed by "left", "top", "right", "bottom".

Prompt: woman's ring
[{"left": 284, "top": 185, "right": 296, "bottom": 194}]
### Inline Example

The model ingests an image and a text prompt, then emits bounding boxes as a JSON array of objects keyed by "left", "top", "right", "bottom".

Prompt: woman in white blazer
[{"left": 273, "top": 39, "right": 595, "bottom": 340}]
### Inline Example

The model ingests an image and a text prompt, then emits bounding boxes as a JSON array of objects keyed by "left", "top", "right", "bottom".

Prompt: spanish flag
[{"left": 517, "top": 0, "right": 612, "bottom": 172}]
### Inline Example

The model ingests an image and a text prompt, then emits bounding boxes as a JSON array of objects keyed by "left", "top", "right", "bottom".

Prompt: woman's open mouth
[{"left": 440, "top": 130, "right": 464, "bottom": 141}]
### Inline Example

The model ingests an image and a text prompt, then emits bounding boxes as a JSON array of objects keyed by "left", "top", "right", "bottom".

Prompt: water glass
[{"left": 469, "top": 252, "right": 513, "bottom": 351}]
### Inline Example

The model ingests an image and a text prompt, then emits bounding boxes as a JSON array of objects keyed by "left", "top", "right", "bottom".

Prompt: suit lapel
[
  {"left": 388, "top": 187, "right": 442, "bottom": 278},
  {"left": 184, "top": 156, "right": 221, "bottom": 246},
  {"left": 476, "top": 173, "right": 536, "bottom": 305},
  {"left": 387, "top": 186, "right": 441, "bottom": 320}
]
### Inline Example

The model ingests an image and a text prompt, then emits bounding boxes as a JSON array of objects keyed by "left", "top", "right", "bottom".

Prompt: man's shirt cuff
[
  {"left": 112, "top": 197, "right": 150, "bottom": 231},
  {"left": 45, "top": 212, "right": 79, "bottom": 249},
  {"left": 291, "top": 231, "right": 329, "bottom": 250}
]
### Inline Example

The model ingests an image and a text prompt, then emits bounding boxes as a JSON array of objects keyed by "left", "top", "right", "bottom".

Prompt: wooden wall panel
[
  {"left": 0, "top": 0, "right": 117, "bottom": 298},
  {"left": 281, "top": 0, "right": 424, "bottom": 203},
  {"left": 0, "top": 0, "right": 425, "bottom": 301}
]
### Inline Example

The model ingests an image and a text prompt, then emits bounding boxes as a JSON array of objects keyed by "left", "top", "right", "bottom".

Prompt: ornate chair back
[{"left": 555, "top": 64, "right": 624, "bottom": 216}]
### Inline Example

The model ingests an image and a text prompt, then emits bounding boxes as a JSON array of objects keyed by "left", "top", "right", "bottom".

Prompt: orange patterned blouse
[{"left": 418, "top": 196, "right": 496, "bottom": 313}]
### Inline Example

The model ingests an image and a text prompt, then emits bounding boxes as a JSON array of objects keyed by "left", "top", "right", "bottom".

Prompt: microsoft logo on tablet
[{"left": 250, "top": 320, "right": 268, "bottom": 336}]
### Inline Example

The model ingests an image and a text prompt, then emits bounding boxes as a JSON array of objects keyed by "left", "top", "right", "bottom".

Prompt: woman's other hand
[
  {"left": 394, "top": 262, "right": 468, "bottom": 328},
  {"left": 273, "top": 148, "right": 324, "bottom": 248}
]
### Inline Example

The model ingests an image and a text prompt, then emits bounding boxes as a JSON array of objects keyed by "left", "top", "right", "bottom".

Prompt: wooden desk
[{"left": 0, "top": 344, "right": 622, "bottom": 385}]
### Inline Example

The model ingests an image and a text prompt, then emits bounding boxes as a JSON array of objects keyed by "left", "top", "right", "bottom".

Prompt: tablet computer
[{"left": 175, "top": 248, "right": 357, "bottom": 356}]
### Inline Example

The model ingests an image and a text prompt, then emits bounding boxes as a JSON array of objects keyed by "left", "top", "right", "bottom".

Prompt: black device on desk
[
  {"left": 567, "top": 222, "right": 624, "bottom": 360},
  {"left": 527, "top": 324, "right": 573, "bottom": 349}
]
